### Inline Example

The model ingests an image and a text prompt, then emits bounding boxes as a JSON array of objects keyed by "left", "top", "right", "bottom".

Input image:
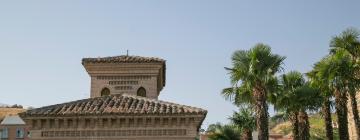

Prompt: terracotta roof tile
[
  {"left": 20, "top": 94, "right": 206, "bottom": 117},
  {"left": 81, "top": 55, "right": 167, "bottom": 87},
  {"left": 82, "top": 55, "right": 165, "bottom": 64}
]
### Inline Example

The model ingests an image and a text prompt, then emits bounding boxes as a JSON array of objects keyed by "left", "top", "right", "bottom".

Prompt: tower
[{"left": 82, "top": 55, "right": 166, "bottom": 99}]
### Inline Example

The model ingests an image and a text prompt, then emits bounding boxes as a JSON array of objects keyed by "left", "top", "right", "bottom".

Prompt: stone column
[
  {"left": 54, "top": 119, "right": 59, "bottom": 129},
  {"left": 64, "top": 119, "right": 68, "bottom": 128},
  {"left": 185, "top": 118, "right": 190, "bottom": 126},
  {"left": 80, "top": 118, "right": 86, "bottom": 129},
  {"left": 90, "top": 118, "right": 95, "bottom": 129},
  {"left": 159, "top": 118, "right": 163, "bottom": 127},
  {"left": 176, "top": 117, "right": 181, "bottom": 127},
  {"left": 107, "top": 118, "right": 112, "bottom": 128},
  {"left": 46, "top": 119, "right": 51, "bottom": 129},
  {"left": 116, "top": 118, "right": 121, "bottom": 128},
  {"left": 151, "top": 117, "right": 155, "bottom": 126},
  {"left": 142, "top": 118, "right": 146, "bottom": 127},
  {"left": 134, "top": 118, "right": 138, "bottom": 127},
  {"left": 73, "top": 118, "right": 77, "bottom": 129},
  {"left": 36, "top": 119, "right": 41, "bottom": 129},
  {"left": 98, "top": 118, "right": 103, "bottom": 128}
]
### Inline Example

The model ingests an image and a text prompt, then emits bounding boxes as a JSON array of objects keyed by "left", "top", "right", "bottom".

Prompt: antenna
[{"left": 126, "top": 50, "right": 129, "bottom": 56}]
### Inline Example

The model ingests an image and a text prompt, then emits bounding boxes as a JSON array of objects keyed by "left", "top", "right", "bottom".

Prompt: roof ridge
[{"left": 82, "top": 55, "right": 166, "bottom": 64}]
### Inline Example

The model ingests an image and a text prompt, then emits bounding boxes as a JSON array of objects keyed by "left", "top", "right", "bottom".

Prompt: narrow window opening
[
  {"left": 101, "top": 88, "right": 110, "bottom": 96},
  {"left": 137, "top": 87, "right": 146, "bottom": 97}
]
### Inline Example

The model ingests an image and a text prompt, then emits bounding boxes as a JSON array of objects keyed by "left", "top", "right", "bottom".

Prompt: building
[
  {"left": 0, "top": 115, "right": 29, "bottom": 140},
  {"left": 19, "top": 55, "right": 207, "bottom": 140}
]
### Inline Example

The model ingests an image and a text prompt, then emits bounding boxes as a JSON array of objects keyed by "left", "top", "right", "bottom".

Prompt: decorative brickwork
[
  {"left": 109, "top": 81, "right": 139, "bottom": 85},
  {"left": 40, "top": 129, "right": 187, "bottom": 137}
]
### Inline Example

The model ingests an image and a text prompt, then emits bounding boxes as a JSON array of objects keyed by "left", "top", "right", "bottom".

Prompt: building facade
[
  {"left": 0, "top": 115, "right": 29, "bottom": 140},
  {"left": 19, "top": 55, "right": 207, "bottom": 140}
]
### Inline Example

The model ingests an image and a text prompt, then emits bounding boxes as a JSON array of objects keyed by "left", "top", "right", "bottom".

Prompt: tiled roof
[
  {"left": 82, "top": 55, "right": 165, "bottom": 64},
  {"left": 20, "top": 94, "right": 207, "bottom": 117},
  {"left": 0, "top": 115, "right": 25, "bottom": 125}
]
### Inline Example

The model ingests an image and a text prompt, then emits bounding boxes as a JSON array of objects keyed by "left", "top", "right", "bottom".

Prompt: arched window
[
  {"left": 137, "top": 87, "right": 146, "bottom": 97},
  {"left": 101, "top": 88, "right": 110, "bottom": 96}
]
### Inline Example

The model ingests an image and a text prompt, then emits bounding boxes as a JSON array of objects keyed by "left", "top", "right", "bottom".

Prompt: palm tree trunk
[
  {"left": 253, "top": 86, "right": 269, "bottom": 140},
  {"left": 349, "top": 91, "right": 360, "bottom": 138},
  {"left": 335, "top": 89, "right": 349, "bottom": 140},
  {"left": 298, "top": 110, "right": 310, "bottom": 140},
  {"left": 289, "top": 112, "right": 300, "bottom": 140},
  {"left": 242, "top": 129, "right": 253, "bottom": 140},
  {"left": 322, "top": 98, "right": 333, "bottom": 140}
]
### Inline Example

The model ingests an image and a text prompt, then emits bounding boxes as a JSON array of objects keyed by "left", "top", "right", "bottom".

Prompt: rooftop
[
  {"left": 82, "top": 55, "right": 165, "bottom": 64},
  {"left": 20, "top": 94, "right": 207, "bottom": 117},
  {"left": 81, "top": 55, "right": 167, "bottom": 87},
  {"left": 0, "top": 115, "right": 25, "bottom": 125}
]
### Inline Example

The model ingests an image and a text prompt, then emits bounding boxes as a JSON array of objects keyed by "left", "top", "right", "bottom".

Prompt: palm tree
[
  {"left": 307, "top": 69, "right": 334, "bottom": 140},
  {"left": 274, "top": 71, "right": 304, "bottom": 140},
  {"left": 330, "top": 28, "right": 360, "bottom": 138},
  {"left": 207, "top": 123, "right": 241, "bottom": 140},
  {"left": 295, "top": 84, "right": 322, "bottom": 140},
  {"left": 222, "top": 85, "right": 253, "bottom": 107},
  {"left": 274, "top": 71, "right": 321, "bottom": 140},
  {"left": 229, "top": 108, "right": 256, "bottom": 140},
  {"left": 313, "top": 51, "right": 354, "bottom": 140},
  {"left": 223, "top": 44, "right": 285, "bottom": 140}
]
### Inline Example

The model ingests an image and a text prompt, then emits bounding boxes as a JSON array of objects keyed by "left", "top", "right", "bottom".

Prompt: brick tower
[{"left": 82, "top": 55, "right": 166, "bottom": 99}]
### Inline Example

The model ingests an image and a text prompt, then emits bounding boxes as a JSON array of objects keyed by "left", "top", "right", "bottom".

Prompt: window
[
  {"left": 1, "top": 128, "right": 8, "bottom": 138},
  {"left": 137, "top": 87, "right": 146, "bottom": 97},
  {"left": 28, "top": 131, "right": 31, "bottom": 138},
  {"left": 101, "top": 88, "right": 110, "bottom": 96},
  {"left": 16, "top": 128, "right": 24, "bottom": 138}
]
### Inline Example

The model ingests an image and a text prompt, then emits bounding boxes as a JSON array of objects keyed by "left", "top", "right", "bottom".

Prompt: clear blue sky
[{"left": 0, "top": 0, "right": 359, "bottom": 128}]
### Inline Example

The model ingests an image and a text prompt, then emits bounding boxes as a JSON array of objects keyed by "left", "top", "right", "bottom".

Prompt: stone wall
[{"left": 23, "top": 115, "right": 203, "bottom": 140}]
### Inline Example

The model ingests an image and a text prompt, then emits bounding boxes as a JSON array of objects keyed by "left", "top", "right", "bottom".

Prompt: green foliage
[
  {"left": 231, "top": 43, "right": 285, "bottom": 88},
  {"left": 311, "top": 50, "right": 356, "bottom": 94},
  {"left": 272, "top": 114, "right": 339, "bottom": 140},
  {"left": 229, "top": 108, "right": 256, "bottom": 132},
  {"left": 309, "top": 115, "right": 339, "bottom": 140},
  {"left": 207, "top": 123, "right": 241, "bottom": 140},
  {"left": 222, "top": 86, "right": 253, "bottom": 106},
  {"left": 222, "top": 44, "right": 285, "bottom": 106},
  {"left": 274, "top": 71, "right": 322, "bottom": 114},
  {"left": 330, "top": 28, "right": 360, "bottom": 59}
]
